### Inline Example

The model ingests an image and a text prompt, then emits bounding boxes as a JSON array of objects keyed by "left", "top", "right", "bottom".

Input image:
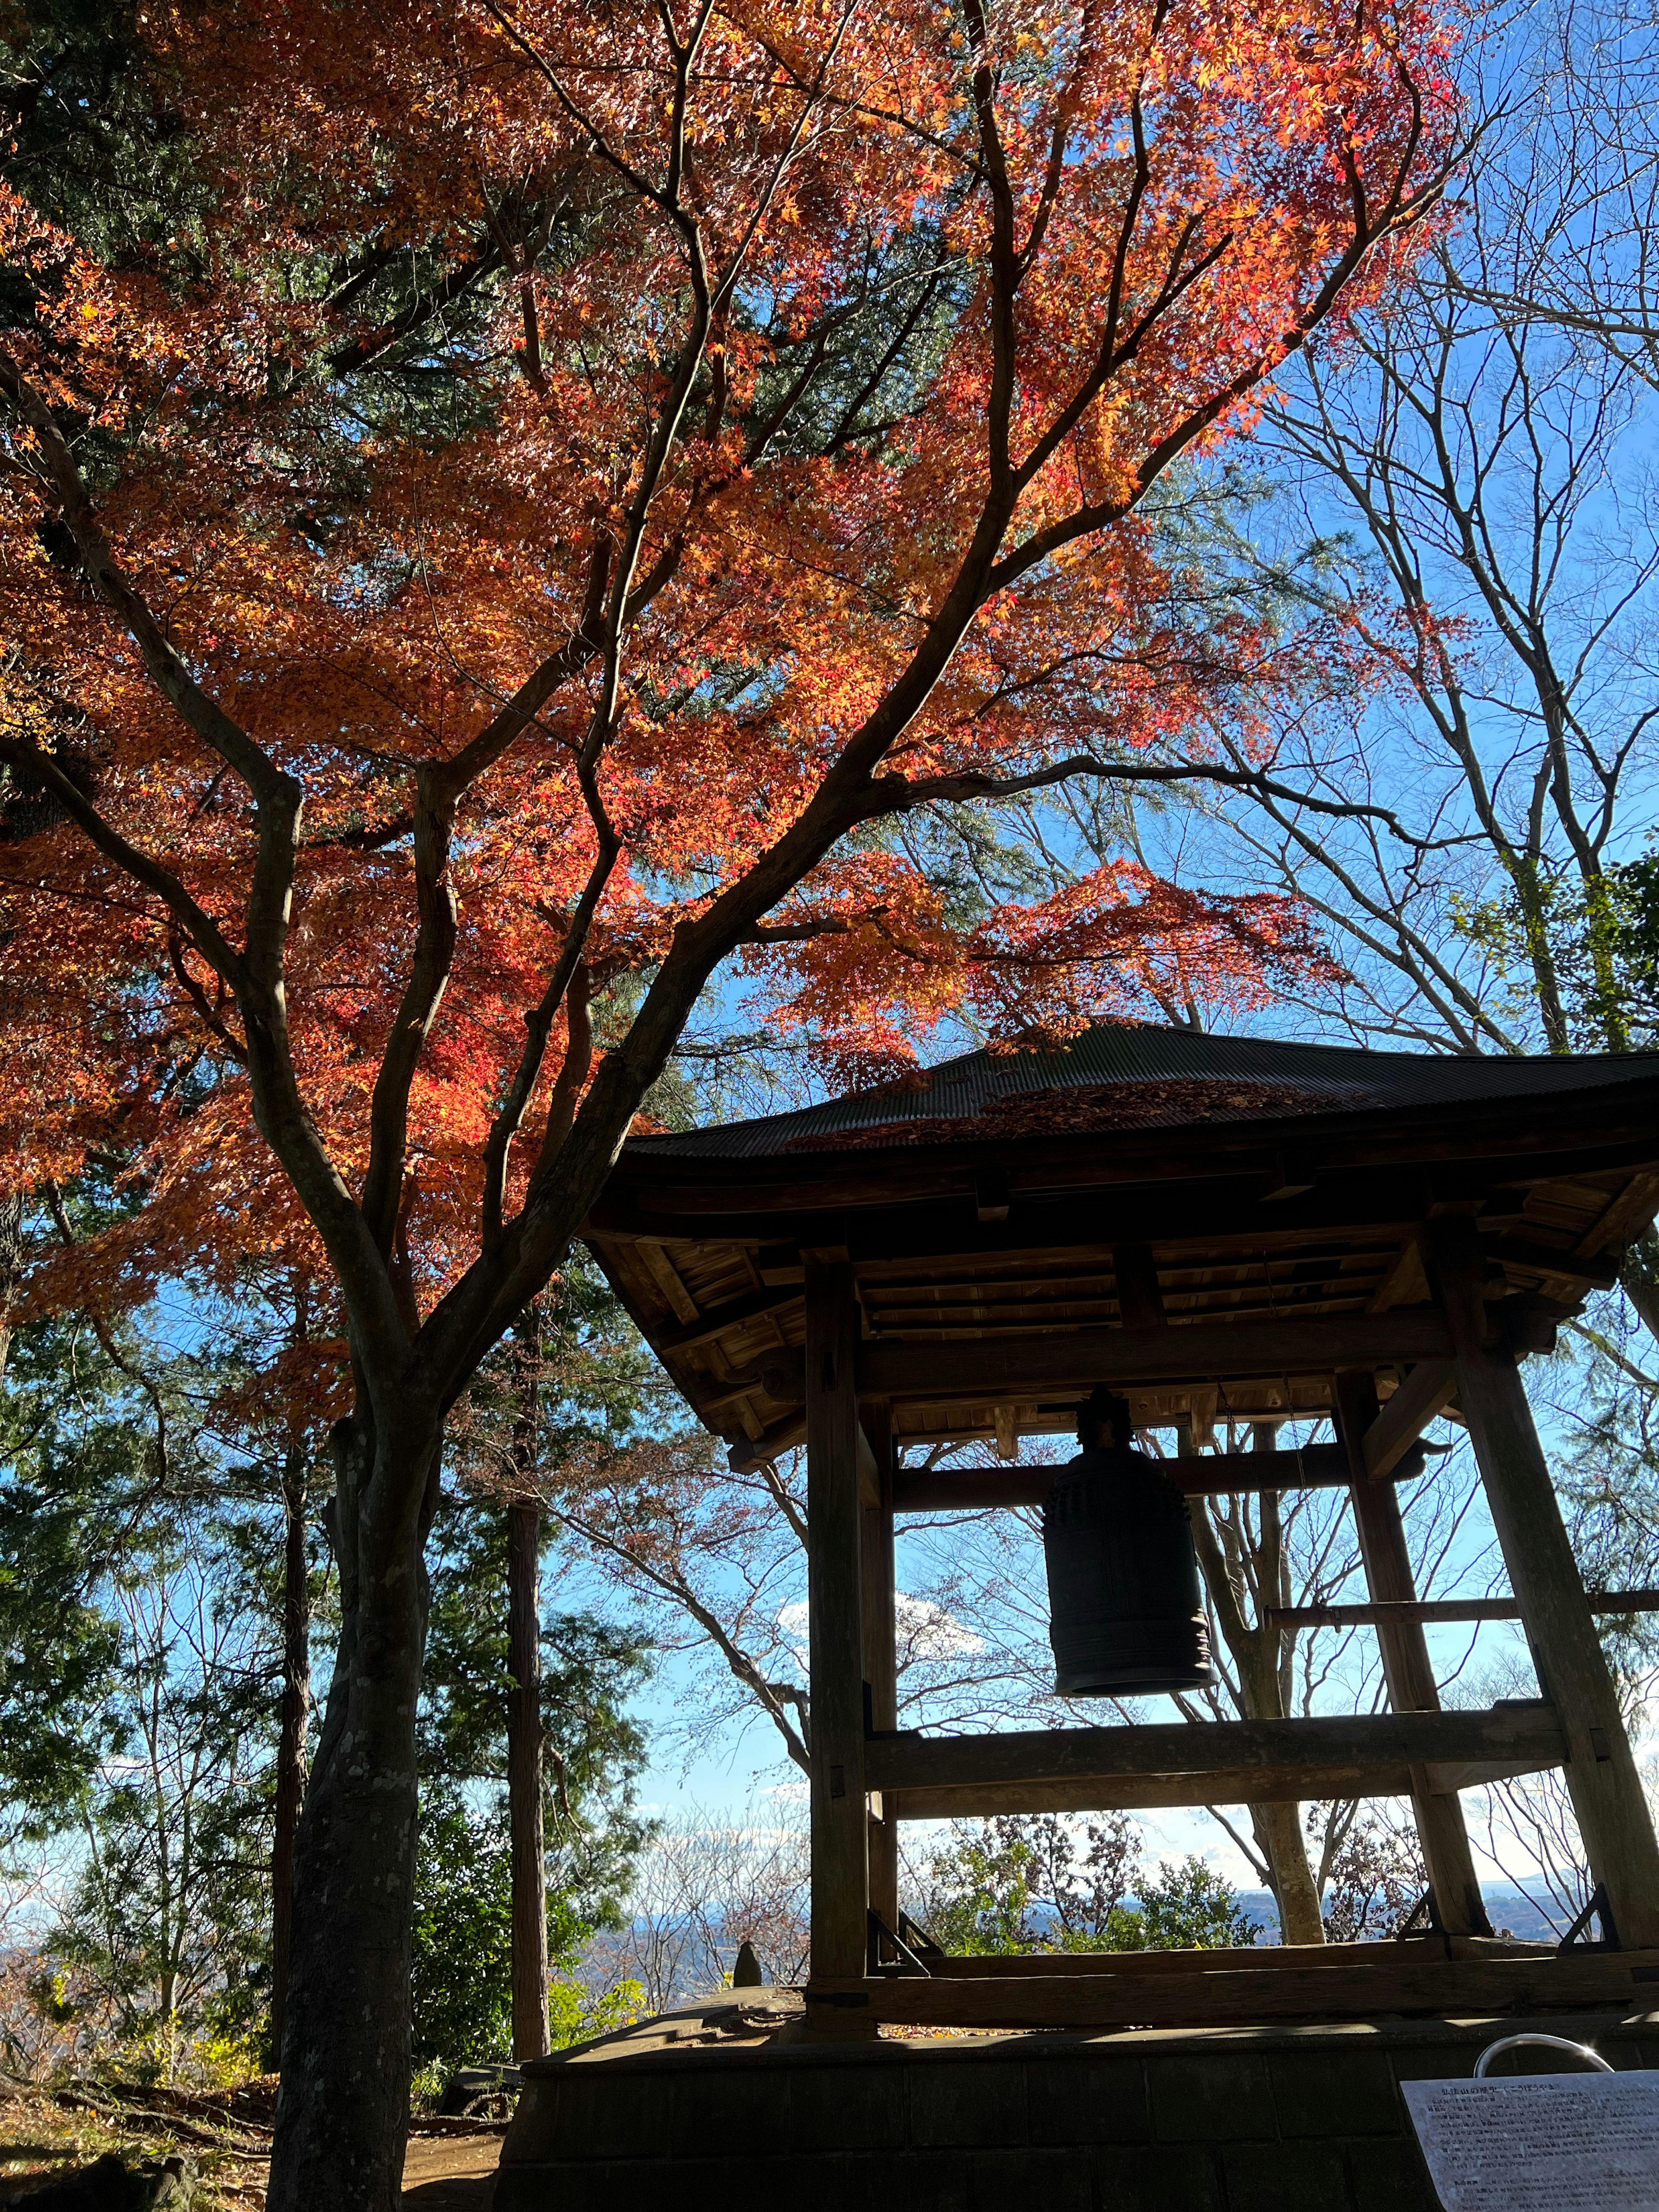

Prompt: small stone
[{"left": 733, "top": 1940, "right": 764, "bottom": 1987}]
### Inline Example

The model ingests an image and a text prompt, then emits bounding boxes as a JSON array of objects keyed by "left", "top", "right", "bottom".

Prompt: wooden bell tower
[{"left": 587, "top": 1024, "right": 1659, "bottom": 2029}]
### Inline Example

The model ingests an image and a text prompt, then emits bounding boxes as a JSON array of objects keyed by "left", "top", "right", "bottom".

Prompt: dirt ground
[
  {"left": 0, "top": 2079, "right": 504, "bottom": 2208},
  {"left": 400, "top": 2131, "right": 502, "bottom": 2208}
]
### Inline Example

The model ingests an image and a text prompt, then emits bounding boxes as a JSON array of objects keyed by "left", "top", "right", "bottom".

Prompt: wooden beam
[
  {"left": 807, "top": 1948, "right": 1659, "bottom": 2034},
  {"left": 859, "top": 1400, "right": 899, "bottom": 1944},
  {"left": 890, "top": 1441, "right": 1425, "bottom": 1514},
  {"left": 760, "top": 1313, "right": 1467, "bottom": 1407},
  {"left": 636, "top": 1241, "right": 700, "bottom": 1324},
  {"left": 1574, "top": 1168, "right": 1659, "bottom": 1259},
  {"left": 1369, "top": 1238, "right": 1427, "bottom": 1313},
  {"left": 1112, "top": 1243, "right": 1166, "bottom": 1329},
  {"left": 804, "top": 1260, "right": 869, "bottom": 1985},
  {"left": 653, "top": 1285, "right": 802, "bottom": 1354},
  {"left": 591, "top": 1127, "right": 1659, "bottom": 1248},
  {"left": 907, "top": 1935, "right": 1555, "bottom": 1979},
  {"left": 1336, "top": 1370, "right": 1490, "bottom": 1938},
  {"left": 864, "top": 1703, "right": 1563, "bottom": 1797},
  {"left": 1496, "top": 1240, "right": 1619, "bottom": 1290},
  {"left": 894, "top": 1466, "right": 1053, "bottom": 1512},
  {"left": 604, "top": 1104, "right": 1659, "bottom": 1224},
  {"left": 1270, "top": 1591, "right": 1659, "bottom": 1630},
  {"left": 592, "top": 1173, "right": 1433, "bottom": 1263},
  {"left": 727, "top": 1414, "right": 806, "bottom": 1472},
  {"left": 885, "top": 1750, "right": 1555, "bottom": 1820},
  {"left": 855, "top": 1417, "right": 879, "bottom": 1507},
  {"left": 1427, "top": 1214, "right": 1659, "bottom": 1947},
  {"left": 1363, "top": 1359, "right": 1457, "bottom": 1477}
]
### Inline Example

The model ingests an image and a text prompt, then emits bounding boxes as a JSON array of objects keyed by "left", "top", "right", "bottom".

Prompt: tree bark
[
  {"left": 1250, "top": 1799, "right": 1325, "bottom": 1945},
  {"left": 270, "top": 1449, "right": 311, "bottom": 2062},
  {"left": 506, "top": 1303, "right": 550, "bottom": 2063},
  {"left": 1619, "top": 1236, "right": 1659, "bottom": 1345},
  {"left": 269, "top": 1411, "right": 439, "bottom": 2212},
  {"left": 0, "top": 1189, "right": 22, "bottom": 1385},
  {"left": 507, "top": 1497, "right": 550, "bottom": 2061}
]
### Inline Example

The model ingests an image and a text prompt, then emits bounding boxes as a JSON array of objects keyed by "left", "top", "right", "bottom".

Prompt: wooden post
[
  {"left": 1424, "top": 1217, "right": 1659, "bottom": 1946},
  {"left": 1248, "top": 1423, "right": 1327, "bottom": 1948},
  {"left": 861, "top": 1399, "right": 900, "bottom": 1947},
  {"left": 805, "top": 1258, "right": 869, "bottom": 1982},
  {"left": 1334, "top": 1370, "right": 1492, "bottom": 1937}
]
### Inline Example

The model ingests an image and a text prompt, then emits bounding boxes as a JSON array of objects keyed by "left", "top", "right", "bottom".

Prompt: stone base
[{"left": 493, "top": 1990, "right": 1659, "bottom": 2210}]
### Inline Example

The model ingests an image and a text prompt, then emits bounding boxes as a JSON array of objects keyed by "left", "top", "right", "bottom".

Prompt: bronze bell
[{"left": 1042, "top": 1387, "right": 1215, "bottom": 1696}]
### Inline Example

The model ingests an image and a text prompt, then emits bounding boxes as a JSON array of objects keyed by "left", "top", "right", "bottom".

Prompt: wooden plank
[
  {"left": 1112, "top": 1243, "right": 1166, "bottom": 1329},
  {"left": 607, "top": 1104, "right": 1659, "bottom": 1223},
  {"left": 653, "top": 1285, "right": 802, "bottom": 1354},
  {"left": 1427, "top": 1215, "right": 1659, "bottom": 1948},
  {"left": 1369, "top": 1238, "right": 1427, "bottom": 1313},
  {"left": 1269, "top": 1593, "right": 1659, "bottom": 1628},
  {"left": 894, "top": 1467, "right": 1055, "bottom": 1513},
  {"left": 885, "top": 1751, "right": 1554, "bottom": 1820},
  {"left": 593, "top": 1127, "right": 1659, "bottom": 1249},
  {"left": 909, "top": 1936, "right": 1556, "bottom": 1978},
  {"left": 807, "top": 1948, "right": 1659, "bottom": 2032},
  {"left": 890, "top": 1442, "right": 1423, "bottom": 1514},
  {"left": 1271, "top": 1597, "right": 1521, "bottom": 1628},
  {"left": 637, "top": 1242, "right": 700, "bottom": 1324},
  {"left": 864, "top": 1704, "right": 1564, "bottom": 1796},
  {"left": 758, "top": 1314, "right": 1462, "bottom": 1407},
  {"left": 727, "top": 1414, "right": 807, "bottom": 1472},
  {"left": 1574, "top": 1168, "right": 1659, "bottom": 1259},
  {"left": 589, "top": 1177, "right": 1432, "bottom": 1265},
  {"left": 860, "top": 1401, "right": 899, "bottom": 1941},
  {"left": 1363, "top": 1358, "right": 1457, "bottom": 1477},
  {"left": 1496, "top": 1239, "right": 1619, "bottom": 1290},
  {"left": 1336, "top": 1370, "right": 1490, "bottom": 1938},
  {"left": 805, "top": 1260, "right": 868, "bottom": 1982}
]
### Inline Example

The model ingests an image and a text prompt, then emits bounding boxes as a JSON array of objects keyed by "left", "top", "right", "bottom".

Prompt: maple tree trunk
[
  {"left": 269, "top": 1451, "right": 311, "bottom": 2061},
  {"left": 508, "top": 1497, "right": 550, "bottom": 2063},
  {"left": 269, "top": 1412, "right": 437, "bottom": 2212},
  {"left": 0, "top": 1189, "right": 21, "bottom": 1385},
  {"left": 507, "top": 1301, "right": 550, "bottom": 2061}
]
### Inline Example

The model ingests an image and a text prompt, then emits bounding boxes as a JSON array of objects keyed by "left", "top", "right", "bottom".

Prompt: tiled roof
[{"left": 628, "top": 1022, "right": 1659, "bottom": 1160}]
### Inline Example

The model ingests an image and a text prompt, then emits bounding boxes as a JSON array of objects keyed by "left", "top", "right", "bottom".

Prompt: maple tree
[{"left": 0, "top": 0, "right": 1462, "bottom": 2201}]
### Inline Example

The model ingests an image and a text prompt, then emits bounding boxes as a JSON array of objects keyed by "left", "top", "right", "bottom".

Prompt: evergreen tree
[{"left": 415, "top": 1262, "right": 658, "bottom": 2072}]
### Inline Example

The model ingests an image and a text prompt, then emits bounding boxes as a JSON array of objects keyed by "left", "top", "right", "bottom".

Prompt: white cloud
[
  {"left": 896, "top": 1591, "right": 985, "bottom": 1658},
  {"left": 776, "top": 1593, "right": 984, "bottom": 1663}
]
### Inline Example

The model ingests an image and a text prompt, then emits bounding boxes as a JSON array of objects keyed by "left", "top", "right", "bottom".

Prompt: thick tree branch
[
  {"left": 361, "top": 768, "right": 458, "bottom": 1258},
  {"left": 872, "top": 750, "right": 1427, "bottom": 839}
]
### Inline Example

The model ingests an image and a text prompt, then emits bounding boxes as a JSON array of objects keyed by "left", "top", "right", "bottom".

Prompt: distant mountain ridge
[{"left": 1237, "top": 1884, "right": 1568, "bottom": 1944}]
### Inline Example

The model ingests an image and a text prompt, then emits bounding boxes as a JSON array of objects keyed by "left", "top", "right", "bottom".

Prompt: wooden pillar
[
  {"left": 861, "top": 1399, "right": 899, "bottom": 1945},
  {"left": 1424, "top": 1217, "right": 1659, "bottom": 1945},
  {"left": 1334, "top": 1370, "right": 1492, "bottom": 1938},
  {"left": 805, "top": 1258, "right": 869, "bottom": 1981},
  {"left": 1250, "top": 1422, "right": 1327, "bottom": 1948}
]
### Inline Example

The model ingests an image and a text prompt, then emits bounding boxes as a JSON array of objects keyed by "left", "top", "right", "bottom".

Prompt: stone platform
[{"left": 493, "top": 1989, "right": 1659, "bottom": 2210}]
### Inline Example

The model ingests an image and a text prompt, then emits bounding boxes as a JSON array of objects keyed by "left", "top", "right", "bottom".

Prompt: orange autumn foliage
[
  {"left": 0, "top": 2, "right": 1468, "bottom": 2195},
  {"left": 0, "top": 0, "right": 1456, "bottom": 1323}
]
